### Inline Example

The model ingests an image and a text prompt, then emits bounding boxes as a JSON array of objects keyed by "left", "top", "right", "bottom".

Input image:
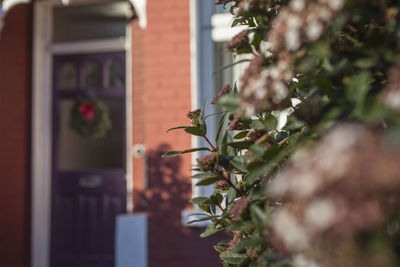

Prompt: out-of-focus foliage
[{"left": 164, "top": 0, "right": 400, "bottom": 266}]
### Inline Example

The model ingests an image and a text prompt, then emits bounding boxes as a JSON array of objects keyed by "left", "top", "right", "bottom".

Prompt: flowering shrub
[{"left": 165, "top": 0, "right": 400, "bottom": 266}]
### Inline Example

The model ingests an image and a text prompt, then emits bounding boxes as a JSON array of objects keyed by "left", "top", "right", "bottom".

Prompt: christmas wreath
[{"left": 69, "top": 98, "right": 112, "bottom": 139}]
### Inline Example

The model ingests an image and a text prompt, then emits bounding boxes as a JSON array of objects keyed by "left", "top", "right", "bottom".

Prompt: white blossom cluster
[
  {"left": 269, "top": 0, "right": 346, "bottom": 52},
  {"left": 268, "top": 123, "right": 400, "bottom": 264},
  {"left": 240, "top": 54, "right": 293, "bottom": 116},
  {"left": 236, "top": 0, "right": 266, "bottom": 14},
  {"left": 269, "top": 124, "right": 364, "bottom": 252},
  {"left": 269, "top": 123, "right": 365, "bottom": 200},
  {"left": 238, "top": 0, "right": 346, "bottom": 116}
]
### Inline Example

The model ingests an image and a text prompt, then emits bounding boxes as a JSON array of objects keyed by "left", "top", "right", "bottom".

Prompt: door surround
[{"left": 31, "top": 1, "right": 133, "bottom": 267}]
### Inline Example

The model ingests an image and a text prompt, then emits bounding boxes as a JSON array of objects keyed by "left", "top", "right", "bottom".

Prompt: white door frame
[{"left": 31, "top": 1, "right": 133, "bottom": 266}]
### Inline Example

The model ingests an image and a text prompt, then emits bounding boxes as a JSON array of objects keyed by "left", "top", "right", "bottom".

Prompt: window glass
[
  {"left": 59, "top": 62, "right": 78, "bottom": 90},
  {"left": 52, "top": 1, "right": 130, "bottom": 43},
  {"left": 82, "top": 60, "right": 102, "bottom": 89},
  {"left": 106, "top": 58, "right": 125, "bottom": 88},
  {"left": 213, "top": 2, "right": 234, "bottom": 14},
  {"left": 214, "top": 42, "right": 234, "bottom": 95},
  {"left": 58, "top": 99, "right": 124, "bottom": 170}
]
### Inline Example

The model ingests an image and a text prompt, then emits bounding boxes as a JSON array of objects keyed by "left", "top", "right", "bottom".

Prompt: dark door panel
[{"left": 51, "top": 52, "right": 127, "bottom": 267}]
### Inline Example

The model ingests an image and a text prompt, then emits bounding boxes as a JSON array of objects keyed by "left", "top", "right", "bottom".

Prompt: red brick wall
[
  {"left": 131, "top": 1, "right": 222, "bottom": 266},
  {"left": 0, "top": 4, "right": 32, "bottom": 267}
]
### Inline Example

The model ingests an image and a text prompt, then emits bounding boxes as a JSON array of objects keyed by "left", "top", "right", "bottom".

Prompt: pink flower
[
  {"left": 230, "top": 197, "right": 250, "bottom": 221},
  {"left": 225, "top": 30, "right": 251, "bottom": 52},
  {"left": 197, "top": 152, "right": 218, "bottom": 171},
  {"left": 211, "top": 84, "right": 232, "bottom": 104}
]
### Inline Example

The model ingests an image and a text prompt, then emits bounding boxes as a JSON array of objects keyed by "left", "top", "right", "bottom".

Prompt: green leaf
[
  {"left": 246, "top": 163, "right": 272, "bottom": 185},
  {"left": 233, "top": 82, "right": 238, "bottom": 93},
  {"left": 166, "top": 126, "right": 190, "bottom": 132},
  {"left": 231, "top": 18, "right": 241, "bottom": 28},
  {"left": 297, "top": 56, "right": 318, "bottom": 73},
  {"left": 210, "top": 193, "right": 224, "bottom": 205},
  {"left": 263, "top": 114, "right": 278, "bottom": 130},
  {"left": 213, "top": 59, "right": 251, "bottom": 75},
  {"left": 312, "top": 107, "right": 341, "bottom": 134},
  {"left": 227, "top": 221, "right": 254, "bottom": 232},
  {"left": 216, "top": 114, "right": 227, "bottom": 147},
  {"left": 188, "top": 215, "right": 219, "bottom": 224},
  {"left": 248, "top": 186, "right": 267, "bottom": 202},
  {"left": 196, "top": 176, "right": 221, "bottom": 186},
  {"left": 161, "top": 147, "right": 210, "bottom": 157},
  {"left": 249, "top": 261, "right": 259, "bottom": 267},
  {"left": 190, "top": 197, "right": 209, "bottom": 205},
  {"left": 344, "top": 71, "right": 371, "bottom": 104},
  {"left": 188, "top": 212, "right": 210, "bottom": 216},
  {"left": 249, "top": 144, "right": 266, "bottom": 158},
  {"left": 309, "top": 41, "right": 331, "bottom": 59},
  {"left": 200, "top": 222, "right": 219, "bottom": 237},
  {"left": 283, "top": 116, "right": 306, "bottom": 131},
  {"left": 250, "top": 205, "right": 267, "bottom": 225},
  {"left": 201, "top": 99, "right": 206, "bottom": 125},
  {"left": 227, "top": 140, "right": 253, "bottom": 149},
  {"left": 216, "top": 94, "right": 241, "bottom": 112},
  {"left": 184, "top": 126, "right": 206, "bottom": 136},
  {"left": 214, "top": 245, "right": 226, "bottom": 253},
  {"left": 198, "top": 204, "right": 211, "bottom": 213},
  {"left": 262, "top": 146, "right": 281, "bottom": 161},
  {"left": 220, "top": 252, "right": 247, "bottom": 264},
  {"left": 358, "top": 96, "right": 387, "bottom": 122},
  {"left": 191, "top": 173, "right": 219, "bottom": 179},
  {"left": 232, "top": 237, "right": 263, "bottom": 253},
  {"left": 205, "top": 111, "right": 226, "bottom": 120},
  {"left": 227, "top": 187, "right": 236, "bottom": 203},
  {"left": 251, "top": 119, "right": 264, "bottom": 128},
  {"left": 230, "top": 159, "right": 248, "bottom": 173},
  {"left": 341, "top": 32, "right": 363, "bottom": 47},
  {"left": 233, "top": 130, "right": 249, "bottom": 139},
  {"left": 354, "top": 57, "right": 377, "bottom": 69}
]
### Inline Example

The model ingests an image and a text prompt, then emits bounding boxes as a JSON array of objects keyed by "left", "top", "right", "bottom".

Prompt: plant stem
[
  {"left": 204, "top": 136, "right": 217, "bottom": 151},
  {"left": 227, "top": 179, "right": 240, "bottom": 195},
  {"left": 217, "top": 203, "right": 225, "bottom": 212}
]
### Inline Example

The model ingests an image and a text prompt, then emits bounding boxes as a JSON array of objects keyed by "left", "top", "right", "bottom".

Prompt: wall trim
[
  {"left": 32, "top": 2, "right": 54, "bottom": 266},
  {"left": 182, "top": 0, "right": 215, "bottom": 227},
  {"left": 49, "top": 38, "right": 126, "bottom": 54},
  {"left": 125, "top": 21, "right": 133, "bottom": 213}
]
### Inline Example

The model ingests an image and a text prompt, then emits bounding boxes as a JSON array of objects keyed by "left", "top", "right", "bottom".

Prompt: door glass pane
[
  {"left": 58, "top": 99, "right": 124, "bottom": 170},
  {"left": 106, "top": 58, "right": 125, "bottom": 88},
  {"left": 82, "top": 60, "right": 102, "bottom": 89},
  {"left": 59, "top": 62, "right": 78, "bottom": 90}
]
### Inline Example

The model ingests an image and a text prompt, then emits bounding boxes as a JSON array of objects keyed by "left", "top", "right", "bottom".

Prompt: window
[
  {"left": 58, "top": 62, "right": 78, "bottom": 89},
  {"left": 52, "top": 1, "right": 129, "bottom": 43},
  {"left": 182, "top": 0, "right": 249, "bottom": 226}
]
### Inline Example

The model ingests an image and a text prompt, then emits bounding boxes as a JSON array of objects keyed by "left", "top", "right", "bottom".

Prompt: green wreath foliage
[{"left": 69, "top": 98, "right": 112, "bottom": 139}]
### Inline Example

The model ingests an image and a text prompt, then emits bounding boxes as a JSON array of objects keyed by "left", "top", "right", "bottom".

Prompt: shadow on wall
[
  {"left": 146, "top": 143, "right": 190, "bottom": 229},
  {"left": 142, "top": 143, "right": 223, "bottom": 267}
]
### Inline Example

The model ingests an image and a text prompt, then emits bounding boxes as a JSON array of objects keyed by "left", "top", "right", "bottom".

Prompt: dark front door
[{"left": 51, "top": 52, "right": 127, "bottom": 267}]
